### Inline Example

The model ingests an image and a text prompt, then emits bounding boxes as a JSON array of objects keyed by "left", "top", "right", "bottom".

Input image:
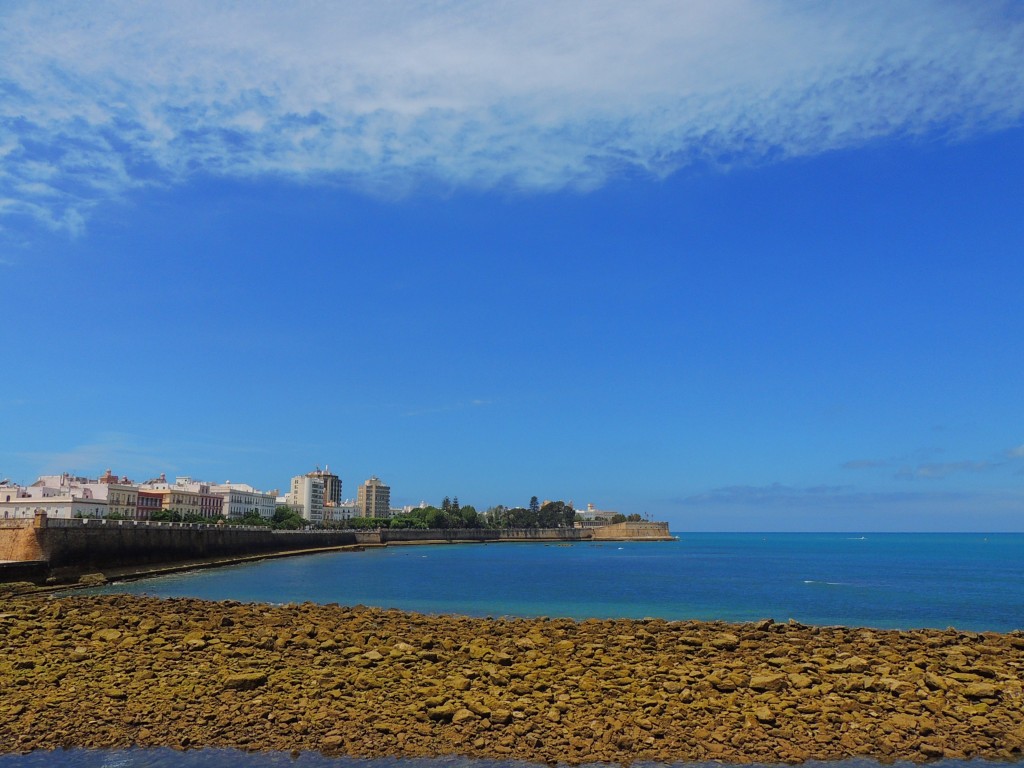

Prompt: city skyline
[{"left": 2, "top": 3, "right": 1023, "bottom": 531}]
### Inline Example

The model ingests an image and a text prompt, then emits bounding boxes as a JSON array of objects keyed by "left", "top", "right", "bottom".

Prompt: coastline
[
  {"left": 1, "top": 518, "right": 672, "bottom": 589},
  {"left": 2, "top": 594, "right": 1022, "bottom": 765}
]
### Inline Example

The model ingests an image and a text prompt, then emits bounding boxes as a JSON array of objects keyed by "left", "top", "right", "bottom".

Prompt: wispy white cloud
[
  {"left": 896, "top": 460, "right": 1000, "bottom": 480},
  {"left": 15, "top": 433, "right": 176, "bottom": 479},
  {"left": 680, "top": 483, "right": 857, "bottom": 507},
  {"left": 11, "top": 432, "right": 276, "bottom": 482},
  {"left": 2, "top": 1, "right": 1023, "bottom": 232},
  {"left": 670, "top": 483, "right": 1024, "bottom": 531}
]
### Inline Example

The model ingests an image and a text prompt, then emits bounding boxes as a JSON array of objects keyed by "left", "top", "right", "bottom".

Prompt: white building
[
  {"left": 1, "top": 479, "right": 26, "bottom": 504},
  {"left": 1, "top": 473, "right": 109, "bottom": 519},
  {"left": 577, "top": 503, "right": 617, "bottom": 522},
  {"left": 0, "top": 495, "right": 107, "bottom": 520},
  {"left": 287, "top": 474, "right": 325, "bottom": 525},
  {"left": 79, "top": 470, "right": 139, "bottom": 518},
  {"left": 210, "top": 482, "right": 278, "bottom": 520},
  {"left": 323, "top": 499, "right": 358, "bottom": 525}
]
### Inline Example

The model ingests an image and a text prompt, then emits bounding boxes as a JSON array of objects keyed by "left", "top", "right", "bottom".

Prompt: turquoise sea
[
  {"left": 12, "top": 533, "right": 1024, "bottom": 768},
  {"left": 83, "top": 532, "right": 1024, "bottom": 632}
]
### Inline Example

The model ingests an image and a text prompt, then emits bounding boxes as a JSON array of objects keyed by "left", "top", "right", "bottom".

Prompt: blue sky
[{"left": 2, "top": 2, "right": 1023, "bottom": 531}]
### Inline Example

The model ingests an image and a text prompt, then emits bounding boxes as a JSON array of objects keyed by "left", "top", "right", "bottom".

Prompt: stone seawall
[
  {"left": 376, "top": 528, "right": 589, "bottom": 544},
  {"left": 0, "top": 518, "right": 46, "bottom": 562},
  {"left": 591, "top": 520, "right": 674, "bottom": 540},
  {"left": 0, "top": 516, "right": 358, "bottom": 581}
]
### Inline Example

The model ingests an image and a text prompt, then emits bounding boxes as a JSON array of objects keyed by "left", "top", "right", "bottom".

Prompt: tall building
[
  {"left": 307, "top": 466, "right": 341, "bottom": 506},
  {"left": 356, "top": 476, "right": 390, "bottom": 519},
  {"left": 288, "top": 474, "right": 324, "bottom": 525}
]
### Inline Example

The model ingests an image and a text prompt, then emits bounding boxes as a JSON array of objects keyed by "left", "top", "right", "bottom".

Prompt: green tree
[
  {"left": 272, "top": 505, "right": 305, "bottom": 530},
  {"left": 484, "top": 505, "right": 506, "bottom": 528},
  {"left": 508, "top": 506, "right": 537, "bottom": 528},
  {"left": 226, "top": 511, "right": 270, "bottom": 527},
  {"left": 345, "top": 516, "right": 380, "bottom": 530},
  {"left": 425, "top": 506, "right": 447, "bottom": 529},
  {"left": 459, "top": 504, "right": 479, "bottom": 528},
  {"left": 538, "top": 501, "right": 561, "bottom": 528},
  {"left": 529, "top": 496, "right": 540, "bottom": 514}
]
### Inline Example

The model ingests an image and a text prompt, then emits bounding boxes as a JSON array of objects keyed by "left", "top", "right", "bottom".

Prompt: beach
[{"left": 1, "top": 593, "right": 1022, "bottom": 765}]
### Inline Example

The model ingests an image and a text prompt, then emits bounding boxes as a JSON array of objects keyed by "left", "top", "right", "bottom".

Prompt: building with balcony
[
  {"left": 356, "top": 476, "right": 391, "bottom": 519},
  {"left": 307, "top": 466, "right": 341, "bottom": 505},
  {"left": 138, "top": 475, "right": 224, "bottom": 519},
  {"left": 210, "top": 482, "right": 278, "bottom": 520},
  {"left": 287, "top": 474, "right": 325, "bottom": 525}
]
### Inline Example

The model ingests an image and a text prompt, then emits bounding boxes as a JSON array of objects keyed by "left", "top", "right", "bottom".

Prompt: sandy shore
[{"left": 1, "top": 594, "right": 1022, "bottom": 764}]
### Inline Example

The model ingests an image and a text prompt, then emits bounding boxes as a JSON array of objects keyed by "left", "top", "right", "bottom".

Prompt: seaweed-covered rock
[{"left": 0, "top": 594, "right": 1022, "bottom": 766}]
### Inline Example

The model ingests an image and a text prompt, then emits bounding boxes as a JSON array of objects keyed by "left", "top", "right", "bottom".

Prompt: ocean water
[
  {"left": 20, "top": 533, "right": 1023, "bottom": 768},
  {"left": 80, "top": 532, "right": 1024, "bottom": 632}
]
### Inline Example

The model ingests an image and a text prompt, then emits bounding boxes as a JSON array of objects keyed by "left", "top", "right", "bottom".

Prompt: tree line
[
  {"left": 340, "top": 495, "right": 577, "bottom": 530},
  {"left": 99, "top": 496, "right": 638, "bottom": 531}
]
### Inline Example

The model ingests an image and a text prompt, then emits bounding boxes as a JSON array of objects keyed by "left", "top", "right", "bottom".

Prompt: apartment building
[
  {"left": 356, "top": 476, "right": 391, "bottom": 519},
  {"left": 288, "top": 474, "right": 325, "bottom": 525},
  {"left": 138, "top": 475, "right": 224, "bottom": 519},
  {"left": 210, "top": 482, "right": 278, "bottom": 520}
]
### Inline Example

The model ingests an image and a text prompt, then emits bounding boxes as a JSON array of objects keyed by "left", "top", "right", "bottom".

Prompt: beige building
[
  {"left": 82, "top": 470, "right": 139, "bottom": 518},
  {"left": 139, "top": 476, "right": 223, "bottom": 519},
  {"left": 356, "top": 476, "right": 391, "bottom": 519}
]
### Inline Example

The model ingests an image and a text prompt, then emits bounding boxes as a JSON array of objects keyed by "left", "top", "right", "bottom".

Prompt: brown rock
[
  {"left": 828, "top": 656, "right": 870, "bottom": 673},
  {"left": 710, "top": 633, "right": 740, "bottom": 650},
  {"left": 427, "top": 704, "right": 456, "bottom": 722},
  {"left": 963, "top": 682, "right": 999, "bottom": 699},
  {"left": 749, "top": 673, "right": 788, "bottom": 691},
  {"left": 223, "top": 672, "right": 268, "bottom": 690}
]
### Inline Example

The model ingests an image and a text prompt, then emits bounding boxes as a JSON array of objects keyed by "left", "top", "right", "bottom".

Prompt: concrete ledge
[{"left": 0, "top": 560, "right": 48, "bottom": 583}]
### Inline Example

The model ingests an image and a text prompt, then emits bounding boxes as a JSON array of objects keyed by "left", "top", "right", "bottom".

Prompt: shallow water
[{"left": 81, "top": 533, "right": 1024, "bottom": 632}]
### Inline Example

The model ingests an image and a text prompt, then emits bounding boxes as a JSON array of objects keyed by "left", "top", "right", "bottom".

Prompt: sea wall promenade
[
  {"left": 0, "top": 516, "right": 671, "bottom": 584},
  {"left": 1, "top": 594, "right": 1022, "bottom": 764}
]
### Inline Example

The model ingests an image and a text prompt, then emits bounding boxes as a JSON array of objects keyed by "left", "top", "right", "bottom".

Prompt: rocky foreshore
[{"left": 1, "top": 594, "right": 1023, "bottom": 765}]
